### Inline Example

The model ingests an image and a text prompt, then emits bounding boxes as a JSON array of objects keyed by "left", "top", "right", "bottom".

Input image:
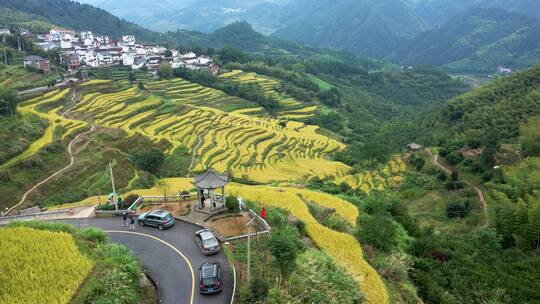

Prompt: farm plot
[
  {"left": 334, "top": 156, "right": 407, "bottom": 193},
  {"left": 145, "top": 78, "right": 260, "bottom": 113},
  {"left": 0, "top": 227, "right": 93, "bottom": 304},
  {"left": 219, "top": 70, "right": 320, "bottom": 119},
  {"left": 0, "top": 89, "right": 88, "bottom": 170},
  {"left": 73, "top": 85, "right": 349, "bottom": 183}
]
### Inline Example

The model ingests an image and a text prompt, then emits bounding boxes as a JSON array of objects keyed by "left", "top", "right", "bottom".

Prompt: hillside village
[{"left": 4, "top": 26, "right": 219, "bottom": 75}]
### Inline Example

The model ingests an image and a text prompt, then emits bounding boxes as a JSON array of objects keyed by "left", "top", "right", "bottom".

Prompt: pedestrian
[
  {"left": 122, "top": 212, "right": 127, "bottom": 227},
  {"left": 129, "top": 214, "right": 135, "bottom": 230},
  {"left": 261, "top": 207, "right": 267, "bottom": 220}
]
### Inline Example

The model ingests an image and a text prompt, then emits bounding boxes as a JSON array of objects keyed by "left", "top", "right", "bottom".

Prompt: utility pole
[
  {"left": 246, "top": 216, "right": 255, "bottom": 283},
  {"left": 109, "top": 161, "right": 118, "bottom": 210}
]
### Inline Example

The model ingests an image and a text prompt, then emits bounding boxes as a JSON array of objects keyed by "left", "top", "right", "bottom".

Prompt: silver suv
[{"left": 194, "top": 229, "right": 221, "bottom": 255}]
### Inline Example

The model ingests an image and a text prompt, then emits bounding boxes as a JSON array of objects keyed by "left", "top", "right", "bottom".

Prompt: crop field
[
  {"left": 334, "top": 157, "right": 407, "bottom": 193},
  {"left": 0, "top": 64, "right": 52, "bottom": 91},
  {"left": 79, "top": 177, "right": 386, "bottom": 304},
  {"left": 66, "top": 82, "right": 349, "bottom": 183},
  {"left": 0, "top": 227, "right": 93, "bottom": 304},
  {"left": 144, "top": 78, "right": 259, "bottom": 113},
  {"left": 0, "top": 89, "right": 88, "bottom": 170},
  {"left": 220, "top": 70, "right": 300, "bottom": 107},
  {"left": 219, "top": 70, "right": 319, "bottom": 120}
]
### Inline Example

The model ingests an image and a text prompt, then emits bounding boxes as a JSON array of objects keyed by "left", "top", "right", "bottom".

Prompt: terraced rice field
[
  {"left": 0, "top": 89, "right": 88, "bottom": 170},
  {"left": 220, "top": 70, "right": 319, "bottom": 120},
  {"left": 71, "top": 83, "right": 349, "bottom": 183},
  {"left": 145, "top": 78, "right": 259, "bottom": 113},
  {"left": 334, "top": 157, "right": 407, "bottom": 193}
]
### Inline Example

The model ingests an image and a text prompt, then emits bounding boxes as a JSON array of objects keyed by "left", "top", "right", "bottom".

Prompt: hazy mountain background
[
  {"left": 390, "top": 8, "right": 540, "bottom": 72},
  {"left": 2, "top": 0, "right": 539, "bottom": 72},
  {"left": 77, "top": 0, "right": 540, "bottom": 68}
]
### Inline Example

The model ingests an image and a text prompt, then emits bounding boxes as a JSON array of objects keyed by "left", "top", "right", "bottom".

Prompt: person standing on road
[
  {"left": 122, "top": 212, "right": 127, "bottom": 227},
  {"left": 129, "top": 214, "right": 135, "bottom": 230}
]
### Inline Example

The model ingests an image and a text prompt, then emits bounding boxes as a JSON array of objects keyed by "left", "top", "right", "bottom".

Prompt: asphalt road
[{"left": 60, "top": 218, "right": 233, "bottom": 304}]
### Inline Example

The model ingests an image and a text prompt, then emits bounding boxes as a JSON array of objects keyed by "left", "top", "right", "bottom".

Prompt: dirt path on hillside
[
  {"left": 61, "top": 88, "right": 78, "bottom": 116},
  {"left": 5, "top": 125, "right": 96, "bottom": 215},
  {"left": 188, "top": 118, "right": 218, "bottom": 175},
  {"left": 426, "top": 149, "right": 489, "bottom": 228}
]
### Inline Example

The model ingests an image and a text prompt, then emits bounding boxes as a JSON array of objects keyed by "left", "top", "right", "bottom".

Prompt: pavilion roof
[{"left": 193, "top": 169, "right": 229, "bottom": 189}]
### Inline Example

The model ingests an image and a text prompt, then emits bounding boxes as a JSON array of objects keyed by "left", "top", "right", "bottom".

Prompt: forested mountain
[
  {"left": 0, "top": 0, "right": 161, "bottom": 42},
  {"left": 409, "top": 0, "right": 540, "bottom": 27},
  {"left": 272, "top": 0, "right": 427, "bottom": 58},
  {"left": 0, "top": 7, "right": 55, "bottom": 32},
  {"left": 78, "top": 0, "right": 288, "bottom": 34},
  {"left": 442, "top": 64, "right": 540, "bottom": 141},
  {"left": 390, "top": 8, "right": 540, "bottom": 72}
]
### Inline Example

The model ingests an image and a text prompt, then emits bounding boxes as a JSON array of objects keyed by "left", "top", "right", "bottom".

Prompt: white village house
[{"left": 30, "top": 28, "right": 219, "bottom": 72}]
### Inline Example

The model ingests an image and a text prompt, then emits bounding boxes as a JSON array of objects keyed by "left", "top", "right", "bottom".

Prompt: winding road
[{"left": 59, "top": 217, "right": 233, "bottom": 304}]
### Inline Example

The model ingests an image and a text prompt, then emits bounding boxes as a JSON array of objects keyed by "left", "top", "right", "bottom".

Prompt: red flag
[{"left": 261, "top": 207, "right": 267, "bottom": 220}]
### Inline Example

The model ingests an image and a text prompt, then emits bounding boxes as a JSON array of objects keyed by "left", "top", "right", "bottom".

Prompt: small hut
[
  {"left": 407, "top": 143, "right": 424, "bottom": 152},
  {"left": 193, "top": 169, "right": 229, "bottom": 210}
]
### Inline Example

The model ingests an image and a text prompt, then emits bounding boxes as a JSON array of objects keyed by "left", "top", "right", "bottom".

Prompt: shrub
[
  {"left": 374, "top": 251, "right": 413, "bottom": 283},
  {"left": 357, "top": 215, "right": 411, "bottom": 252},
  {"left": 266, "top": 208, "right": 289, "bottom": 228},
  {"left": 285, "top": 250, "right": 365, "bottom": 304},
  {"left": 446, "top": 151, "right": 464, "bottom": 165},
  {"left": 78, "top": 228, "right": 108, "bottom": 244},
  {"left": 132, "top": 148, "right": 165, "bottom": 175},
  {"left": 294, "top": 220, "right": 306, "bottom": 237},
  {"left": 96, "top": 204, "right": 116, "bottom": 211},
  {"left": 225, "top": 195, "right": 239, "bottom": 213},
  {"left": 242, "top": 276, "right": 270, "bottom": 303},
  {"left": 410, "top": 154, "right": 426, "bottom": 170},
  {"left": 446, "top": 201, "right": 472, "bottom": 218},
  {"left": 266, "top": 226, "right": 305, "bottom": 276}
]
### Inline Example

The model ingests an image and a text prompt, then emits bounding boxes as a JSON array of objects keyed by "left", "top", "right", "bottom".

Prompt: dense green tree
[
  {"left": 132, "top": 148, "right": 165, "bottom": 175},
  {"left": 526, "top": 201, "right": 540, "bottom": 250},
  {"left": 0, "top": 87, "right": 19, "bottom": 117},
  {"left": 128, "top": 71, "right": 135, "bottom": 83},
  {"left": 157, "top": 63, "right": 173, "bottom": 79},
  {"left": 137, "top": 81, "right": 145, "bottom": 91},
  {"left": 266, "top": 226, "right": 305, "bottom": 277},
  {"left": 519, "top": 117, "right": 540, "bottom": 156},
  {"left": 358, "top": 214, "right": 410, "bottom": 252},
  {"left": 514, "top": 199, "right": 530, "bottom": 250}
]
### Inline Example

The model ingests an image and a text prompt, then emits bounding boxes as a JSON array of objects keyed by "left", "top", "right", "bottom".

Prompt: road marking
[{"left": 105, "top": 230, "right": 195, "bottom": 304}]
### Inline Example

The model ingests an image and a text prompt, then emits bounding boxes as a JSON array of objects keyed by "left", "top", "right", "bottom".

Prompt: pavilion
[{"left": 193, "top": 169, "right": 229, "bottom": 210}]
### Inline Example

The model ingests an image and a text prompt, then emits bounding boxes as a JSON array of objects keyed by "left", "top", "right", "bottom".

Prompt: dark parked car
[
  {"left": 138, "top": 210, "right": 175, "bottom": 230},
  {"left": 194, "top": 229, "right": 221, "bottom": 255},
  {"left": 199, "top": 262, "right": 222, "bottom": 294}
]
